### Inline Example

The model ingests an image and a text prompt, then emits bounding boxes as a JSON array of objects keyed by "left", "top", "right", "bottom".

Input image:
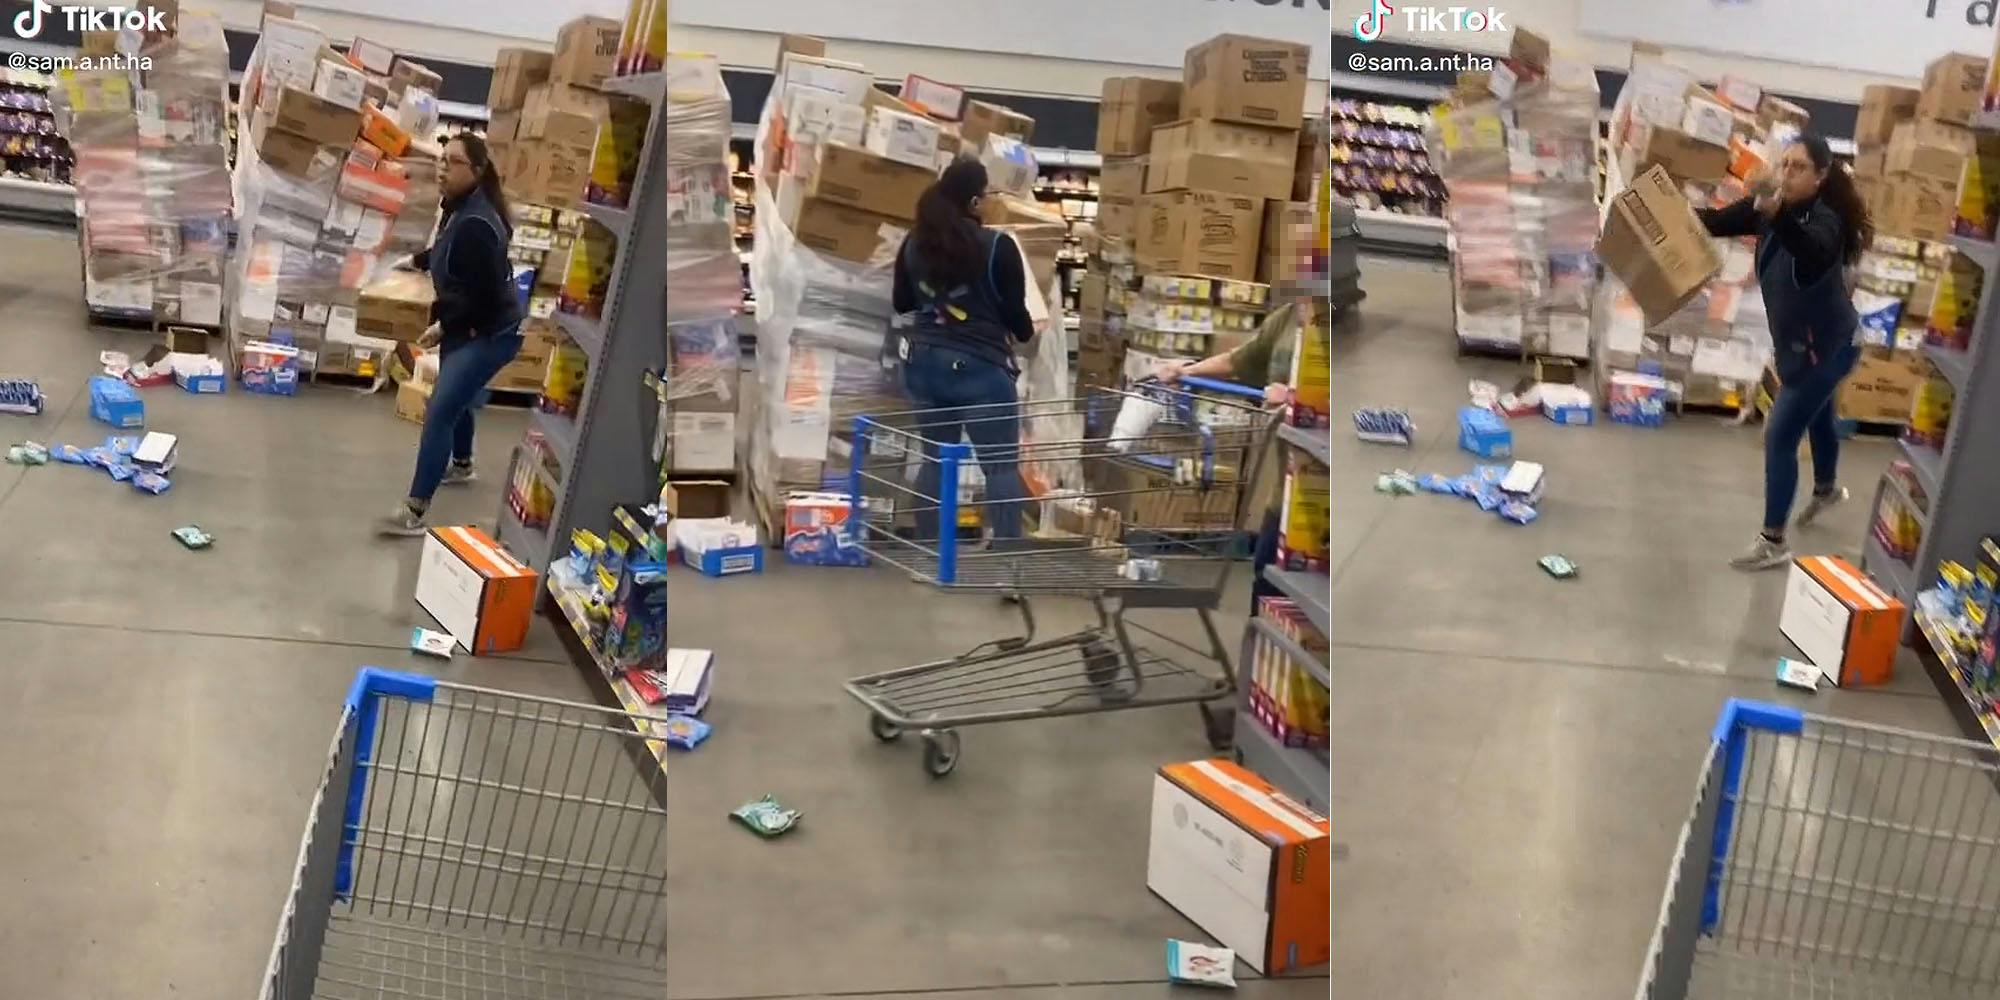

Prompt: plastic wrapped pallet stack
[
  {"left": 662, "top": 55, "right": 746, "bottom": 478},
  {"left": 58, "top": 13, "right": 232, "bottom": 329}
]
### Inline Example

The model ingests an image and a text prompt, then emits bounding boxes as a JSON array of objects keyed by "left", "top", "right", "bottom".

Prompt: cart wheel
[
  {"left": 1082, "top": 640, "right": 1133, "bottom": 703},
  {"left": 1199, "top": 701, "right": 1234, "bottom": 752},
  {"left": 869, "top": 715, "right": 903, "bottom": 743},
  {"left": 921, "top": 729, "right": 960, "bottom": 778}
]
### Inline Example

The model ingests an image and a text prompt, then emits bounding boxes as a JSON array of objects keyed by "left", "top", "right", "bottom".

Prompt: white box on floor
[
  {"left": 1146, "top": 759, "right": 1329, "bottom": 975},
  {"left": 415, "top": 526, "right": 538, "bottom": 655}
]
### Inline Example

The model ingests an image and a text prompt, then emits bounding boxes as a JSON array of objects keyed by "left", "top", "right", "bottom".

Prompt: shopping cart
[
  {"left": 259, "top": 668, "right": 668, "bottom": 999},
  {"left": 840, "top": 377, "right": 1273, "bottom": 777},
  {"left": 1637, "top": 700, "right": 2000, "bottom": 1000}
]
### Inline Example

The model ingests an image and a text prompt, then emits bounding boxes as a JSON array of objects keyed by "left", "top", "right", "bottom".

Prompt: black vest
[
  {"left": 1754, "top": 204, "right": 1857, "bottom": 381},
  {"left": 903, "top": 228, "right": 1015, "bottom": 371}
]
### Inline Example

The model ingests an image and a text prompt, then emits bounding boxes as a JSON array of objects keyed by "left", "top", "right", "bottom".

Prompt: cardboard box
[
  {"left": 416, "top": 526, "right": 539, "bottom": 655},
  {"left": 1136, "top": 189, "right": 1264, "bottom": 282},
  {"left": 670, "top": 411, "right": 737, "bottom": 474},
  {"left": 1853, "top": 148, "right": 1886, "bottom": 180},
  {"left": 1757, "top": 94, "right": 1811, "bottom": 140},
  {"left": 270, "top": 86, "right": 362, "bottom": 147},
  {"left": 522, "top": 84, "right": 612, "bottom": 131},
  {"left": 1780, "top": 555, "right": 1905, "bottom": 687},
  {"left": 898, "top": 74, "right": 966, "bottom": 121},
  {"left": 1680, "top": 95, "right": 1734, "bottom": 147},
  {"left": 489, "top": 48, "right": 553, "bottom": 111},
  {"left": 488, "top": 110, "right": 521, "bottom": 144},
  {"left": 356, "top": 270, "right": 434, "bottom": 342},
  {"left": 1716, "top": 75, "right": 1763, "bottom": 112},
  {"left": 1636, "top": 125, "right": 1731, "bottom": 182},
  {"left": 1509, "top": 27, "right": 1551, "bottom": 73},
  {"left": 395, "top": 378, "right": 431, "bottom": 423},
  {"left": 666, "top": 480, "right": 732, "bottom": 519},
  {"left": 521, "top": 107, "right": 600, "bottom": 147},
  {"left": 518, "top": 140, "right": 595, "bottom": 209},
  {"left": 389, "top": 57, "right": 443, "bottom": 100},
  {"left": 779, "top": 176, "right": 905, "bottom": 263},
  {"left": 1839, "top": 347, "right": 1927, "bottom": 422},
  {"left": 1098, "top": 77, "right": 1184, "bottom": 156},
  {"left": 961, "top": 100, "right": 1035, "bottom": 146},
  {"left": 551, "top": 15, "right": 624, "bottom": 90},
  {"left": 801, "top": 142, "right": 935, "bottom": 222},
  {"left": 1597, "top": 165, "right": 1725, "bottom": 325},
  {"left": 1886, "top": 119, "right": 1973, "bottom": 185},
  {"left": 775, "top": 33, "right": 827, "bottom": 67},
  {"left": 312, "top": 58, "right": 368, "bottom": 109},
  {"left": 1919, "top": 52, "right": 1989, "bottom": 126},
  {"left": 863, "top": 108, "right": 944, "bottom": 170},
  {"left": 252, "top": 120, "right": 340, "bottom": 179},
  {"left": 1145, "top": 759, "right": 1329, "bottom": 975},
  {"left": 1099, "top": 155, "right": 1147, "bottom": 231},
  {"left": 1877, "top": 171, "right": 1959, "bottom": 241},
  {"left": 1145, "top": 118, "right": 1298, "bottom": 200},
  {"left": 1180, "top": 34, "right": 1310, "bottom": 126},
  {"left": 346, "top": 36, "right": 395, "bottom": 75},
  {"left": 1856, "top": 84, "right": 1920, "bottom": 149}
]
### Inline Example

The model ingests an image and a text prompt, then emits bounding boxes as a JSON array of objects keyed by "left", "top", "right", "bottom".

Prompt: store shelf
[
  {"left": 1232, "top": 716, "right": 1329, "bottom": 814},
  {"left": 1914, "top": 596, "right": 2000, "bottom": 749},
  {"left": 1882, "top": 472, "right": 1931, "bottom": 529},
  {"left": 532, "top": 408, "right": 579, "bottom": 468},
  {"left": 1354, "top": 206, "right": 1447, "bottom": 256},
  {"left": 1924, "top": 340, "right": 1972, "bottom": 393},
  {"left": 1862, "top": 531, "right": 1915, "bottom": 601},
  {"left": 1262, "top": 566, "right": 1329, "bottom": 636},
  {"left": 496, "top": 503, "right": 551, "bottom": 569},
  {"left": 581, "top": 199, "right": 631, "bottom": 242},
  {"left": 1277, "top": 422, "right": 1330, "bottom": 467},
  {"left": 1898, "top": 437, "right": 1944, "bottom": 494},
  {"left": 554, "top": 309, "right": 604, "bottom": 362},
  {"left": 1250, "top": 617, "right": 1329, "bottom": 687},
  {"left": 603, "top": 70, "right": 667, "bottom": 104},
  {"left": 1950, "top": 232, "right": 1998, "bottom": 272},
  {"left": 548, "top": 572, "right": 670, "bottom": 772}
]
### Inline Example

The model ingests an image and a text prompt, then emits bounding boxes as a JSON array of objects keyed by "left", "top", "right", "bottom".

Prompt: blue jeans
[
  {"left": 1764, "top": 342, "right": 1860, "bottom": 533},
  {"left": 903, "top": 343, "right": 1024, "bottom": 541},
  {"left": 408, "top": 331, "right": 523, "bottom": 501}
]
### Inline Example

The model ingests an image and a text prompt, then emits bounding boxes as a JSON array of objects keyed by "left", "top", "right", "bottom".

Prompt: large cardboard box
[
  {"left": 799, "top": 142, "right": 934, "bottom": 222},
  {"left": 1145, "top": 119, "right": 1298, "bottom": 200},
  {"left": 1146, "top": 759, "right": 1330, "bottom": 975},
  {"left": 1877, "top": 171, "right": 1959, "bottom": 241},
  {"left": 520, "top": 107, "right": 600, "bottom": 147},
  {"left": 416, "top": 526, "right": 538, "bottom": 655},
  {"left": 517, "top": 140, "right": 595, "bottom": 209},
  {"left": 269, "top": 86, "right": 362, "bottom": 147},
  {"left": 1634, "top": 125, "right": 1730, "bottom": 182},
  {"left": 670, "top": 411, "right": 738, "bottom": 475},
  {"left": 1136, "top": 189, "right": 1263, "bottom": 282},
  {"left": 961, "top": 100, "right": 1035, "bottom": 146},
  {"left": 1597, "top": 165, "right": 1725, "bottom": 325},
  {"left": 356, "top": 270, "right": 434, "bottom": 342},
  {"left": 1098, "top": 77, "right": 1184, "bottom": 156},
  {"left": 1098, "top": 156, "right": 1147, "bottom": 239},
  {"left": 778, "top": 176, "right": 905, "bottom": 263},
  {"left": 550, "top": 15, "right": 624, "bottom": 91},
  {"left": 1918, "top": 52, "right": 1989, "bottom": 126},
  {"left": 1856, "top": 84, "right": 1920, "bottom": 149},
  {"left": 522, "top": 84, "right": 612, "bottom": 130},
  {"left": 1780, "top": 555, "right": 1905, "bottom": 687},
  {"left": 1181, "top": 34, "right": 1310, "bottom": 127},
  {"left": 251, "top": 119, "right": 341, "bottom": 179},
  {"left": 488, "top": 48, "right": 552, "bottom": 111},
  {"left": 1886, "top": 119, "right": 1974, "bottom": 185},
  {"left": 1838, "top": 347, "right": 1927, "bottom": 422}
]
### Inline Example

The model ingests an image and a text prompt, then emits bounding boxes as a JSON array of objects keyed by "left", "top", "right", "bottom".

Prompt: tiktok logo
[
  {"left": 1354, "top": 0, "right": 1395, "bottom": 42},
  {"left": 13, "top": 0, "right": 53, "bottom": 38}
]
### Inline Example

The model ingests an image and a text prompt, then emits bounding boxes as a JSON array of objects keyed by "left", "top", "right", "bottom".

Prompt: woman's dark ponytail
[
  {"left": 452, "top": 131, "right": 515, "bottom": 237},
  {"left": 1799, "top": 133, "right": 1871, "bottom": 267},
  {"left": 909, "top": 158, "right": 989, "bottom": 287}
]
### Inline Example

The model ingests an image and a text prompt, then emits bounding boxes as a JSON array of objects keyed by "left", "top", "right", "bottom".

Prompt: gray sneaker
[
  {"left": 1795, "top": 486, "right": 1849, "bottom": 527},
  {"left": 441, "top": 462, "right": 477, "bottom": 487},
  {"left": 1730, "top": 534, "right": 1792, "bottom": 572},
  {"left": 375, "top": 503, "right": 428, "bottom": 537}
]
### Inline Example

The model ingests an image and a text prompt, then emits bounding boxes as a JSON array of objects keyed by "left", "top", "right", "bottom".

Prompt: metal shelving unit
[{"left": 495, "top": 67, "right": 668, "bottom": 579}]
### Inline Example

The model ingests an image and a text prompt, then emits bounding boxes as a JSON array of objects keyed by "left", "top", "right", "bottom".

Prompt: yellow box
[{"left": 1279, "top": 467, "right": 1329, "bottom": 567}]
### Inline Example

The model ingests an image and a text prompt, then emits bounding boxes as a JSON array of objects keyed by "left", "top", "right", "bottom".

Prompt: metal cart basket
[
  {"left": 260, "top": 668, "right": 668, "bottom": 999},
  {"left": 1637, "top": 699, "right": 2000, "bottom": 1000},
  {"left": 841, "top": 377, "right": 1273, "bottom": 777}
]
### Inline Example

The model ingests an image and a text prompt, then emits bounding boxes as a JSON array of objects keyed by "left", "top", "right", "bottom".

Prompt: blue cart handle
[{"left": 1177, "top": 375, "right": 1269, "bottom": 399}]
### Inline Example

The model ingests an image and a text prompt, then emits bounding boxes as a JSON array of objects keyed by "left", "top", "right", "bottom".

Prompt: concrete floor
[
  {"left": 1328, "top": 257, "right": 1969, "bottom": 999},
  {"left": 0, "top": 226, "right": 1325, "bottom": 999}
]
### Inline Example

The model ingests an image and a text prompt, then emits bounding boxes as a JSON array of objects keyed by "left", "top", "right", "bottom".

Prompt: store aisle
[{"left": 1329, "top": 257, "right": 1966, "bottom": 998}]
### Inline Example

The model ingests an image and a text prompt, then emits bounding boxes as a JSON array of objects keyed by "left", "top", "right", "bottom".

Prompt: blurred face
[
  {"left": 442, "top": 140, "right": 479, "bottom": 199},
  {"left": 1778, "top": 143, "right": 1826, "bottom": 203}
]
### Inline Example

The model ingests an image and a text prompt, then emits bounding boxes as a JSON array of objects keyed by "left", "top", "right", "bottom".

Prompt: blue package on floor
[
  {"left": 1457, "top": 406, "right": 1511, "bottom": 459},
  {"left": 88, "top": 375, "right": 144, "bottom": 428}
]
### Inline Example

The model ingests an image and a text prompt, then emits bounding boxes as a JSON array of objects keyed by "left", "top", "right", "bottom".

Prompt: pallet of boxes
[
  {"left": 1836, "top": 54, "right": 1989, "bottom": 429},
  {"left": 1079, "top": 75, "right": 1183, "bottom": 393},
  {"left": 229, "top": 12, "right": 445, "bottom": 397},
  {"left": 662, "top": 57, "right": 745, "bottom": 483},
  {"left": 1591, "top": 51, "right": 1804, "bottom": 420}
]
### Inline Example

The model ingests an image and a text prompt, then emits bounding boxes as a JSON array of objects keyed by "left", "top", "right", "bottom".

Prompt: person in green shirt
[{"left": 1155, "top": 302, "right": 1310, "bottom": 613}]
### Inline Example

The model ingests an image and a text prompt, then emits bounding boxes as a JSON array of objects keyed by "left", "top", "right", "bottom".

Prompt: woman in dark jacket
[
  {"left": 1696, "top": 134, "right": 1871, "bottom": 570},
  {"left": 890, "top": 159, "right": 1037, "bottom": 542},
  {"left": 378, "top": 133, "right": 526, "bottom": 536}
]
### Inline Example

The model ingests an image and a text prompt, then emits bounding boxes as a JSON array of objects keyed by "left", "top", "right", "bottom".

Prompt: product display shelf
[
  {"left": 1277, "top": 423, "right": 1331, "bottom": 476},
  {"left": 1860, "top": 225, "right": 2000, "bottom": 624},
  {"left": 496, "top": 70, "right": 669, "bottom": 582},
  {"left": 1262, "top": 565, "right": 1330, "bottom": 637},
  {"left": 1232, "top": 695, "right": 1329, "bottom": 815},
  {"left": 545, "top": 572, "right": 669, "bottom": 774},
  {"left": 0, "top": 174, "right": 76, "bottom": 228},
  {"left": 1913, "top": 596, "right": 2000, "bottom": 752}
]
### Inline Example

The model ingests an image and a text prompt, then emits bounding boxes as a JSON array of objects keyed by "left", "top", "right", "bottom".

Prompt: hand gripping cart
[
  {"left": 1637, "top": 699, "right": 2000, "bottom": 1000},
  {"left": 840, "top": 377, "right": 1273, "bottom": 778},
  {"left": 258, "top": 668, "right": 668, "bottom": 999}
]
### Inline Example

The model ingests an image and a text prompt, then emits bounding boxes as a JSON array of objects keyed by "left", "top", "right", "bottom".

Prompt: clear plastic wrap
[{"left": 664, "top": 55, "right": 740, "bottom": 324}]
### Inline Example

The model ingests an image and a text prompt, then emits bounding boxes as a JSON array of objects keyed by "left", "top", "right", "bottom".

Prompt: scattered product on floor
[
  {"left": 88, "top": 375, "right": 145, "bottom": 428},
  {"left": 0, "top": 378, "right": 44, "bottom": 416},
  {"left": 662, "top": 715, "right": 711, "bottom": 750},
  {"left": 132, "top": 432, "right": 177, "bottom": 474},
  {"left": 409, "top": 627, "right": 456, "bottom": 659},
  {"left": 1375, "top": 469, "right": 1418, "bottom": 494},
  {"left": 413, "top": 525, "right": 539, "bottom": 655},
  {"left": 1777, "top": 555, "right": 1906, "bottom": 688},
  {"left": 171, "top": 525, "right": 214, "bottom": 550},
  {"left": 1351, "top": 407, "right": 1414, "bottom": 445},
  {"left": 781, "top": 491, "right": 871, "bottom": 567},
  {"left": 1457, "top": 405, "right": 1511, "bottom": 458},
  {"left": 671, "top": 517, "right": 763, "bottom": 577},
  {"left": 1165, "top": 939, "right": 1238, "bottom": 989},
  {"left": 5, "top": 441, "right": 48, "bottom": 465},
  {"left": 730, "top": 795, "right": 802, "bottom": 838},
  {"left": 1776, "top": 656, "right": 1822, "bottom": 691},
  {"left": 1540, "top": 384, "right": 1594, "bottom": 425},
  {"left": 626, "top": 647, "right": 713, "bottom": 715},
  {"left": 1538, "top": 554, "right": 1578, "bottom": 579}
]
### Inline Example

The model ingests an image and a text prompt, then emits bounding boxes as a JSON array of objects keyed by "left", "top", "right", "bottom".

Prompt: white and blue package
[
  {"left": 1498, "top": 501, "right": 1539, "bottom": 524},
  {"left": 1457, "top": 406, "right": 1512, "bottom": 459},
  {"left": 106, "top": 462, "right": 137, "bottom": 482},
  {"left": 1352, "top": 407, "right": 1415, "bottom": 446},
  {"left": 1852, "top": 290, "right": 1904, "bottom": 348},
  {"left": 0, "top": 377, "right": 44, "bottom": 415},
  {"left": 84, "top": 446, "right": 121, "bottom": 469},
  {"left": 1476, "top": 488, "right": 1504, "bottom": 511},
  {"left": 87, "top": 375, "right": 144, "bottom": 428},
  {"left": 104, "top": 435, "right": 140, "bottom": 457},
  {"left": 1417, "top": 473, "right": 1457, "bottom": 494},
  {"left": 49, "top": 444, "right": 87, "bottom": 464},
  {"left": 663, "top": 715, "right": 712, "bottom": 750},
  {"left": 132, "top": 472, "right": 170, "bottom": 495},
  {"left": 1450, "top": 474, "right": 1480, "bottom": 498}
]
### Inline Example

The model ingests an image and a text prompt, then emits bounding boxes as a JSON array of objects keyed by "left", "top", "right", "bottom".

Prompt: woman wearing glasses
[{"left": 378, "top": 133, "right": 526, "bottom": 536}]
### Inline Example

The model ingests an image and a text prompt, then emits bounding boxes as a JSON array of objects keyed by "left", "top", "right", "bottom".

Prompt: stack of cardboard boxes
[
  {"left": 486, "top": 17, "right": 644, "bottom": 212},
  {"left": 230, "top": 11, "right": 448, "bottom": 391},
  {"left": 663, "top": 56, "right": 743, "bottom": 478}
]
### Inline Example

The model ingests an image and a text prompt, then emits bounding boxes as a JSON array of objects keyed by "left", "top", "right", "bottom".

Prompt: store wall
[{"left": 1349, "top": 0, "right": 1977, "bottom": 100}]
